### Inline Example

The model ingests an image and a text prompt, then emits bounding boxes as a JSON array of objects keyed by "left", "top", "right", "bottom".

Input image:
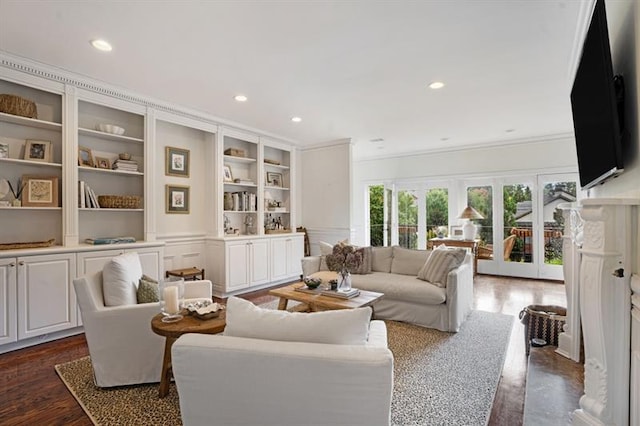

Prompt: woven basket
[
  {"left": 98, "top": 195, "right": 142, "bottom": 209},
  {"left": 0, "top": 94, "right": 37, "bottom": 119},
  {"left": 519, "top": 304, "right": 566, "bottom": 355}
]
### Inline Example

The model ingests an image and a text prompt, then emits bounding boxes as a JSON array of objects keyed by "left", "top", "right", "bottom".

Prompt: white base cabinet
[
  {"left": 208, "top": 234, "right": 304, "bottom": 297},
  {"left": 0, "top": 258, "right": 18, "bottom": 345}
]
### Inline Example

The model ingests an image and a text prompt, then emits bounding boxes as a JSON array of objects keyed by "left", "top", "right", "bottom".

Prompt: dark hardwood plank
[{"left": 0, "top": 275, "right": 582, "bottom": 424}]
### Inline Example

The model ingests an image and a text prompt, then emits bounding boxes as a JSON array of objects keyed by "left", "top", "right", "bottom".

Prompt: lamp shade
[{"left": 458, "top": 206, "right": 484, "bottom": 220}]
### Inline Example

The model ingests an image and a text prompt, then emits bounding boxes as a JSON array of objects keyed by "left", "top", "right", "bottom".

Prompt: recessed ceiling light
[
  {"left": 440, "top": 137, "right": 450, "bottom": 141},
  {"left": 505, "top": 129, "right": 516, "bottom": 133},
  {"left": 90, "top": 39, "right": 112, "bottom": 52},
  {"left": 370, "top": 138, "right": 384, "bottom": 143},
  {"left": 291, "top": 117, "right": 302, "bottom": 123},
  {"left": 234, "top": 95, "right": 247, "bottom": 102},
  {"left": 428, "top": 81, "right": 445, "bottom": 90}
]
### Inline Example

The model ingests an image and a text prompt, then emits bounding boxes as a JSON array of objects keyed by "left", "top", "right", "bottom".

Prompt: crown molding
[{"left": 0, "top": 50, "right": 299, "bottom": 146}]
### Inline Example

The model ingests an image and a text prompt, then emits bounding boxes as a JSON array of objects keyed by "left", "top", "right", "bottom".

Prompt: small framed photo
[
  {"left": 166, "top": 184, "right": 190, "bottom": 214},
  {"left": 95, "top": 156, "right": 111, "bottom": 169},
  {"left": 0, "top": 143, "right": 8, "bottom": 159},
  {"left": 21, "top": 175, "right": 59, "bottom": 207},
  {"left": 24, "top": 140, "right": 52, "bottom": 162},
  {"left": 450, "top": 226, "right": 464, "bottom": 239},
  {"left": 78, "top": 146, "right": 94, "bottom": 167},
  {"left": 223, "top": 165, "right": 233, "bottom": 182},
  {"left": 266, "top": 172, "right": 283, "bottom": 187},
  {"left": 165, "top": 146, "right": 190, "bottom": 177}
]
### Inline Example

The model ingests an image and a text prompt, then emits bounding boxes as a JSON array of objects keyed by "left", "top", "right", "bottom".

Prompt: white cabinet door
[
  {"left": 0, "top": 258, "right": 17, "bottom": 345},
  {"left": 77, "top": 249, "right": 124, "bottom": 277},
  {"left": 17, "top": 253, "right": 77, "bottom": 340},
  {"left": 286, "top": 236, "right": 304, "bottom": 277},
  {"left": 127, "top": 247, "right": 162, "bottom": 280},
  {"left": 270, "top": 238, "right": 288, "bottom": 281},
  {"left": 249, "top": 239, "right": 269, "bottom": 285},
  {"left": 227, "top": 241, "right": 249, "bottom": 290}
]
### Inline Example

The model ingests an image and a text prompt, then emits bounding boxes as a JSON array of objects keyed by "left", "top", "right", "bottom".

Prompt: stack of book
[
  {"left": 320, "top": 288, "right": 361, "bottom": 299},
  {"left": 78, "top": 181, "right": 100, "bottom": 208},
  {"left": 85, "top": 236, "right": 136, "bottom": 245},
  {"left": 112, "top": 159, "right": 138, "bottom": 172}
]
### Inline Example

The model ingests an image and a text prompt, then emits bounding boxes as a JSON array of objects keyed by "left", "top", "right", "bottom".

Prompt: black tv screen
[{"left": 570, "top": 0, "right": 623, "bottom": 190}]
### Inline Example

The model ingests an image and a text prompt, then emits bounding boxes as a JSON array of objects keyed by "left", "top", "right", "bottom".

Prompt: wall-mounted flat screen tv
[{"left": 570, "top": 0, "right": 624, "bottom": 190}]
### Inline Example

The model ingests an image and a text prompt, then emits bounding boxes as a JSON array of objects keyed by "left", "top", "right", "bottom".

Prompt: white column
[
  {"left": 572, "top": 199, "right": 637, "bottom": 426},
  {"left": 557, "top": 205, "right": 583, "bottom": 362}
]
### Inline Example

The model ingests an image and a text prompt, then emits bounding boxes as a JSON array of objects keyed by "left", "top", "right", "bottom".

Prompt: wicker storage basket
[
  {"left": 519, "top": 304, "right": 566, "bottom": 355},
  {"left": 0, "top": 94, "right": 38, "bottom": 119},
  {"left": 98, "top": 195, "right": 142, "bottom": 209}
]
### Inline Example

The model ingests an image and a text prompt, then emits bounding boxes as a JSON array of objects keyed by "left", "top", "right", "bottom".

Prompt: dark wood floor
[{"left": 0, "top": 275, "right": 582, "bottom": 425}]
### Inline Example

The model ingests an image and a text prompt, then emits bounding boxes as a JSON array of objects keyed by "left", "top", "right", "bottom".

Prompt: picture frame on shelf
[
  {"left": 0, "top": 143, "right": 8, "bottom": 159},
  {"left": 166, "top": 184, "right": 189, "bottom": 214},
  {"left": 24, "top": 140, "right": 51, "bottom": 162},
  {"left": 78, "top": 146, "right": 94, "bottom": 167},
  {"left": 223, "top": 164, "right": 233, "bottom": 182},
  {"left": 165, "top": 146, "right": 190, "bottom": 177},
  {"left": 95, "top": 156, "right": 111, "bottom": 170},
  {"left": 449, "top": 226, "right": 464, "bottom": 239},
  {"left": 21, "top": 175, "right": 59, "bottom": 207},
  {"left": 266, "top": 172, "right": 283, "bottom": 187}
]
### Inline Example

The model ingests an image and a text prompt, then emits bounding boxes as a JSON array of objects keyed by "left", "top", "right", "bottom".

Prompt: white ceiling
[{"left": 0, "top": 1, "right": 587, "bottom": 160}]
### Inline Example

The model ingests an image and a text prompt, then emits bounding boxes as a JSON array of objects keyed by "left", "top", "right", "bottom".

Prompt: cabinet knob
[
  {"left": 9, "top": 262, "right": 16, "bottom": 267},
  {"left": 18, "top": 261, "right": 25, "bottom": 266}
]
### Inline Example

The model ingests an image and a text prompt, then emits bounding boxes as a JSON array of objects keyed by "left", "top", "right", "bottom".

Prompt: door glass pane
[
  {"left": 504, "top": 184, "right": 533, "bottom": 263},
  {"left": 398, "top": 190, "right": 418, "bottom": 249},
  {"left": 368, "top": 185, "right": 384, "bottom": 246},
  {"left": 385, "top": 188, "right": 392, "bottom": 246},
  {"left": 467, "top": 186, "right": 493, "bottom": 245},
  {"left": 542, "top": 181, "right": 577, "bottom": 265},
  {"left": 426, "top": 188, "right": 448, "bottom": 239}
]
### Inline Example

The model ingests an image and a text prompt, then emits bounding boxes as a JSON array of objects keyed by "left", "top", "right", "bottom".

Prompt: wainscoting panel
[{"left": 160, "top": 236, "right": 206, "bottom": 277}]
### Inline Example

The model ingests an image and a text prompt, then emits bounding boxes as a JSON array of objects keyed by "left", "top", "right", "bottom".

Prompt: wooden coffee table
[
  {"left": 151, "top": 310, "right": 226, "bottom": 397},
  {"left": 269, "top": 282, "right": 384, "bottom": 313}
]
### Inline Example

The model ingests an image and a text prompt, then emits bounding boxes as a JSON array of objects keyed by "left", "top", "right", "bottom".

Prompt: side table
[
  {"left": 151, "top": 311, "right": 226, "bottom": 397},
  {"left": 165, "top": 267, "right": 205, "bottom": 281}
]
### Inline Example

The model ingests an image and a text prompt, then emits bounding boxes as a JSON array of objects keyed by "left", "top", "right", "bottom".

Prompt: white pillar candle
[{"left": 163, "top": 286, "right": 179, "bottom": 314}]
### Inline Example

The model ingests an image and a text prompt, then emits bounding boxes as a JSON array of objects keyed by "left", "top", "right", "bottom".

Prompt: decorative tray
[{"left": 185, "top": 301, "right": 224, "bottom": 320}]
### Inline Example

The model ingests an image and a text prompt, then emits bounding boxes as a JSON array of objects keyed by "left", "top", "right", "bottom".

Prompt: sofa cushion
[
  {"left": 351, "top": 272, "right": 446, "bottom": 305},
  {"left": 371, "top": 246, "right": 393, "bottom": 272},
  {"left": 318, "top": 241, "right": 333, "bottom": 271},
  {"left": 102, "top": 252, "right": 143, "bottom": 306},
  {"left": 137, "top": 275, "right": 159, "bottom": 303},
  {"left": 351, "top": 246, "right": 373, "bottom": 274},
  {"left": 417, "top": 246, "right": 467, "bottom": 288},
  {"left": 391, "top": 246, "right": 430, "bottom": 276},
  {"left": 224, "top": 296, "right": 372, "bottom": 345}
]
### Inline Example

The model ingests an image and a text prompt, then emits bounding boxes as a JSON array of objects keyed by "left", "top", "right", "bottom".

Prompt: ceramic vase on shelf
[
  {"left": 338, "top": 269, "right": 352, "bottom": 292},
  {"left": 159, "top": 278, "right": 184, "bottom": 323}
]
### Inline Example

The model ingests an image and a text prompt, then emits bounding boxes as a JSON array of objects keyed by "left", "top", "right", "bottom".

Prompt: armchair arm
[{"left": 301, "top": 255, "right": 322, "bottom": 277}]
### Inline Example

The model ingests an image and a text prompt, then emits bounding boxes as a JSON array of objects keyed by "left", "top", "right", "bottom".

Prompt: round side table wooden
[{"left": 151, "top": 310, "right": 226, "bottom": 397}]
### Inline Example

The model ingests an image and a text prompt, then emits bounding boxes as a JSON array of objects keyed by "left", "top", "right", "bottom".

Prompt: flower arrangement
[{"left": 325, "top": 243, "right": 363, "bottom": 273}]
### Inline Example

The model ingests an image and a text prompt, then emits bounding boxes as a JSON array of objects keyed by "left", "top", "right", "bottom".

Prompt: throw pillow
[
  {"left": 318, "top": 241, "right": 333, "bottom": 271},
  {"left": 224, "top": 296, "right": 372, "bottom": 345},
  {"left": 137, "top": 275, "right": 159, "bottom": 303},
  {"left": 417, "top": 246, "right": 467, "bottom": 288},
  {"left": 390, "top": 246, "right": 430, "bottom": 276},
  {"left": 351, "top": 246, "right": 372, "bottom": 274},
  {"left": 102, "top": 252, "right": 143, "bottom": 306},
  {"left": 371, "top": 246, "right": 393, "bottom": 272}
]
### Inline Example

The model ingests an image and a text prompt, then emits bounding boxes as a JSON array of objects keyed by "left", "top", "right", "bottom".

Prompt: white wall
[
  {"left": 351, "top": 136, "right": 578, "bottom": 245},
  {"left": 590, "top": 0, "right": 639, "bottom": 198},
  {"left": 300, "top": 140, "right": 352, "bottom": 252}
]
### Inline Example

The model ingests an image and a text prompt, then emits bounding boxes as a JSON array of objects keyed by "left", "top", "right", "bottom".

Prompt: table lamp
[{"left": 458, "top": 206, "right": 484, "bottom": 240}]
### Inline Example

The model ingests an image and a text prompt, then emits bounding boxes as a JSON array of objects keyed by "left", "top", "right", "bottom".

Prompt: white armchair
[
  {"left": 73, "top": 271, "right": 212, "bottom": 388},
  {"left": 172, "top": 318, "right": 394, "bottom": 425}
]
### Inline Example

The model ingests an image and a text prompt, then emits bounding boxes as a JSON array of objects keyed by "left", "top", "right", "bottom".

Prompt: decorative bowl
[
  {"left": 119, "top": 152, "right": 131, "bottom": 160},
  {"left": 96, "top": 123, "right": 125, "bottom": 135},
  {"left": 303, "top": 276, "right": 322, "bottom": 289}
]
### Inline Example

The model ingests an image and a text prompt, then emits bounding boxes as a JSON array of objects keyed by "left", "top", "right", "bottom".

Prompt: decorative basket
[
  {"left": 519, "top": 304, "right": 566, "bottom": 355},
  {"left": 0, "top": 94, "right": 38, "bottom": 119},
  {"left": 224, "top": 148, "right": 245, "bottom": 157},
  {"left": 98, "top": 195, "right": 142, "bottom": 209}
]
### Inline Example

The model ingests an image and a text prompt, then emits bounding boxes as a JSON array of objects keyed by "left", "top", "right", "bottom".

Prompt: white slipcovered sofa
[
  {"left": 172, "top": 296, "right": 394, "bottom": 426},
  {"left": 302, "top": 245, "right": 474, "bottom": 332}
]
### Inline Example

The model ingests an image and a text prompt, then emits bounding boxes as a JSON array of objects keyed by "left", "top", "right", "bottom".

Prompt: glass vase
[{"left": 338, "top": 270, "right": 352, "bottom": 292}]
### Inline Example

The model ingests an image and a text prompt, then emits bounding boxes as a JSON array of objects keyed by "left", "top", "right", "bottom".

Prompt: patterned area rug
[{"left": 55, "top": 309, "right": 513, "bottom": 426}]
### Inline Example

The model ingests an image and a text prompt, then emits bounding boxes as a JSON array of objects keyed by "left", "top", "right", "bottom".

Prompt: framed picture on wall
[
  {"left": 449, "top": 225, "right": 464, "bottom": 239},
  {"left": 266, "top": 172, "right": 283, "bottom": 187},
  {"left": 166, "top": 184, "right": 190, "bottom": 214},
  {"left": 165, "top": 146, "right": 190, "bottom": 177}
]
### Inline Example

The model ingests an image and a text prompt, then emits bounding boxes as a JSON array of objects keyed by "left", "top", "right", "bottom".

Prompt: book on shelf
[
  {"left": 320, "top": 289, "right": 361, "bottom": 299},
  {"left": 85, "top": 236, "right": 137, "bottom": 245}
]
